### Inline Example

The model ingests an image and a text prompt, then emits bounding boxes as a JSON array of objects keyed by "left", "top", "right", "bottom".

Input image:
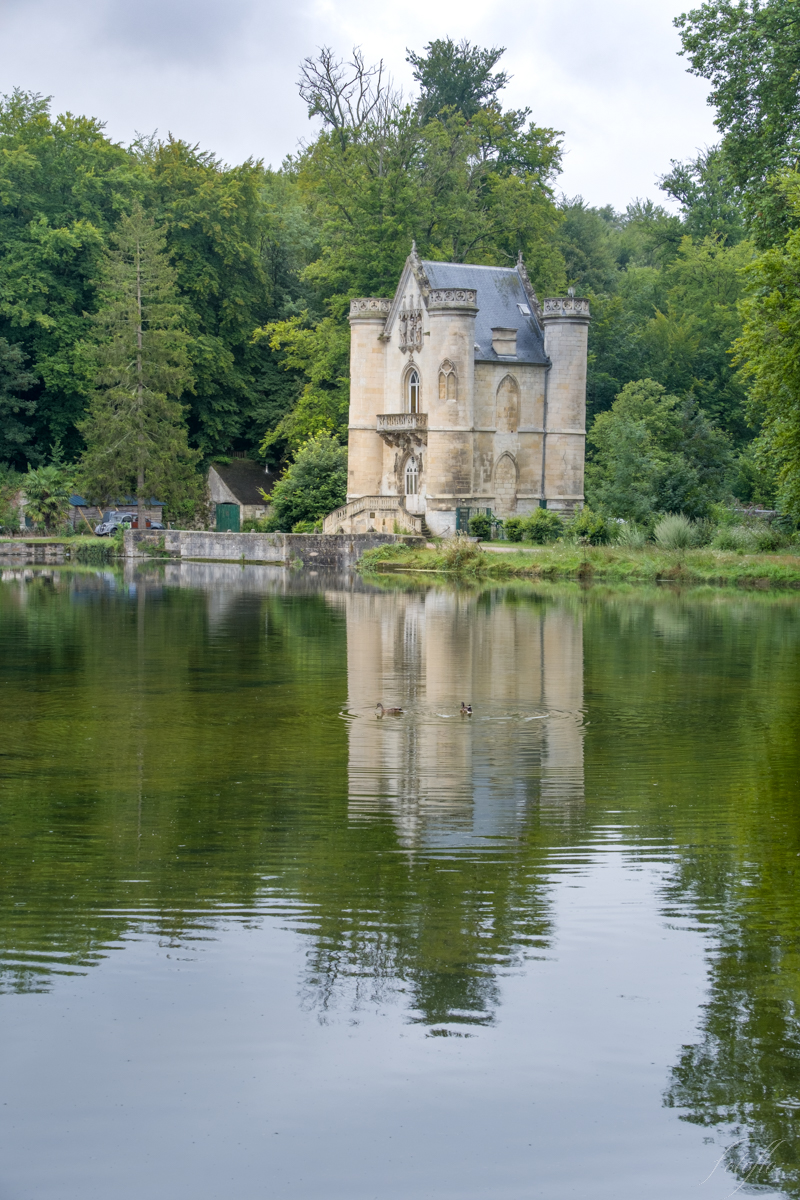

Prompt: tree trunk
[{"left": 136, "top": 238, "right": 145, "bottom": 532}]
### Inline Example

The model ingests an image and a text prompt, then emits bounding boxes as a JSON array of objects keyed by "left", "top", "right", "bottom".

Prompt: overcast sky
[{"left": 0, "top": 0, "right": 718, "bottom": 211}]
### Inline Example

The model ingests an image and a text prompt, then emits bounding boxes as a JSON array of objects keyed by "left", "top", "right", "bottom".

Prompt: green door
[{"left": 215, "top": 503, "right": 240, "bottom": 532}]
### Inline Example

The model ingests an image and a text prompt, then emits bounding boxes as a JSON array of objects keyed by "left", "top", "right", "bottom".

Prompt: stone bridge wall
[{"left": 123, "top": 529, "right": 423, "bottom": 566}]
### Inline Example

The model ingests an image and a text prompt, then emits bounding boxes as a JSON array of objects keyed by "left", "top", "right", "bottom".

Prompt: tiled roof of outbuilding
[
  {"left": 210, "top": 460, "right": 277, "bottom": 505},
  {"left": 421, "top": 261, "right": 549, "bottom": 365}
]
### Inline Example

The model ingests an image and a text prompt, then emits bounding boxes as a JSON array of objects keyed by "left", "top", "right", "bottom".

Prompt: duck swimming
[
  {"left": 376, "top": 702, "right": 403, "bottom": 717},
  {"left": 460, "top": 702, "right": 472, "bottom": 716}
]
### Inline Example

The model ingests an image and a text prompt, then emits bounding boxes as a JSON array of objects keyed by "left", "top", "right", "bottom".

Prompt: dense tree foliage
[
  {"left": 0, "top": 91, "right": 308, "bottom": 474},
  {"left": 0, "top": 90, "right": 142, "bottom": 464},
  {"left": 406, "top": 37, "right": 510, "bottom": 121},
  {"left": 585, "top": 379, "right": 731, "bottom": 520},
  {"left": 676, "top": 0, "right": 800, "bottom": 243},
  {"left": 0, "top": 337, "right": 36, "bottom": 462},
  {"left": 264, "top": 433, "right": 347, "bottom": 531},
  {"left": 78, "top": 205, "right": 202, "bottom": 524},
  {"left": 734, "top": 175, "right": 800, "bottom": 519}
]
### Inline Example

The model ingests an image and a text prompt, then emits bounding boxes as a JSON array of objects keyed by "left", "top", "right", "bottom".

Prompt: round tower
[
  {"left": 424, "top": 288, "right": 479, "bottom": 514},
  {"left": 347, "top": 298, "right": 390, "bottom": 499},
  {"left": 540, "top": 296, "right": 591, "bottom": 512}
]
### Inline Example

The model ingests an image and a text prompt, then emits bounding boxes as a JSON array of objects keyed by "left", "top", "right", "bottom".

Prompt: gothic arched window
[
  {"left": 407, "top": 368, "right": 420, "bottom": 414},
  {"left": 404, "top": 456, "right": 419, "bottom": 495},
  {"left": 438, "top": 361, "right": 457, "bottom": 402}
]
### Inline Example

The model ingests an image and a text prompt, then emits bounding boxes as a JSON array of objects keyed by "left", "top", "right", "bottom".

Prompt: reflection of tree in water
[
  {"left": 578, "top": 590, "right": 800, "bottom": 1198},
  {"left": 665, "top": 945, "right": 800, "bottom": 1194},
  {"left": 660, "top": 777, "right": 800, "bottom": 1196},
  {"left": 296, "top": 851, "right": 555, "bottom": 1026}
]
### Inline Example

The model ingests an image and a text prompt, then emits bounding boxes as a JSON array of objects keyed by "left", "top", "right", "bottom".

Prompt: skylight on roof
[{"left": 517, "top": 304, "right": 531, "bottom": 316}]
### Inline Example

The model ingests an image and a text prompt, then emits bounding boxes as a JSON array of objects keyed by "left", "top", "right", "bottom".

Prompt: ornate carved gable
[{"left": 383, "top": 244, "right": 433, "bottom": 348}]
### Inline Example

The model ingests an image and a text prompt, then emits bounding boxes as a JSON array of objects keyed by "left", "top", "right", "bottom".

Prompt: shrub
[
  {"left": 0, "top": 504, "right": 19, "bottom": 535},
  {"left": 442, "top": 539, "right": 485, "bottom": 572},
  {"left": 266, "top": 434, "right": 347, "bottom": 532},
  {"left": 22, "top": 462, "right": 74, "bottom": 533},
  {"left": 360, "top": 542, "right": 414, "bottom": 565},
  {"left": 708, "top": 502, "right": 739, "bottom": 528},
  {"left": 615, "top": 521, "right": 647, "bottom": 548},
  {"left": 291, "top": 518, "right": 322, "bottom": 533},
  {"left": 654, "top": 513, "right": 695, "bottom": 549},
  {"left": 522, "top": 508, "right": 564, "bottom": 544},
  {"left": 468, "top": 513, "right": 492, "bottom": 539},
  {"left": 691, "top": 518, "right": 717, "bottom": 546},
  {"left": 750, "top": 522, "right": 785, "bottom": 552},
  {"left": 712, "top": 524, "right": 754, "bottom": 552},
  {"left": 74, "top": 541, "right": 114, "bottom": 564},
  {"left": 566, "top": 506, "right": 611, "bottom": 545},
  {"left": 712, "top": 522, "right": 784, "bottom": 553},
  {"left": 242, "top": 516, "right": 273, "bottom": 532},
  {"left": 504, "top": 516, "right": 525, "bottom": 542}
]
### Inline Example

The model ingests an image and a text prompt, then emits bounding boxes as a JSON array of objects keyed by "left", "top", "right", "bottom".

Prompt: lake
[{"left": 0, "top": 562, "right": 798, "bottom": 1199}]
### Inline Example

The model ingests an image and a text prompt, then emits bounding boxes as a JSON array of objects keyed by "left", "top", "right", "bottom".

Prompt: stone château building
[{"left": 323, "top": 245, "right": 590, "bottom": 536}]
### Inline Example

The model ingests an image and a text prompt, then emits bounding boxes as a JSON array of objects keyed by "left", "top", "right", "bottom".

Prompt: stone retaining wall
[
  {"left": 0, "top": 541, "right": 66, "bottom": 563},
  {"left": 123, "top": 529, "right": 423, "bottom": 566}
]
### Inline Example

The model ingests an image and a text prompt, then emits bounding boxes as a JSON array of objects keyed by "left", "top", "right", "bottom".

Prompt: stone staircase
[{"left": 323, "top": 496, "right": 424, "bottom": 536}]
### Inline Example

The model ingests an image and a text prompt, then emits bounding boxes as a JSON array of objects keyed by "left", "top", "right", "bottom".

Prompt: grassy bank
[{"left": 357, "top": 541, "right": 800, "bottom": 588}]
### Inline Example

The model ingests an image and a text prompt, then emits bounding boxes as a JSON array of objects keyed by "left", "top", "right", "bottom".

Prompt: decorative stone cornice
[
  {"left": 349, "top": 297, "right": 391, "bottom": 321},
  {"left": 427, "top": 288, "right": 478, "bottom": 313},
  {"left": 541, "top": 296, "right": 591, "bottom": 321},
  {"left": 516, "top": 253, "right": 543, "bottom": 325}
]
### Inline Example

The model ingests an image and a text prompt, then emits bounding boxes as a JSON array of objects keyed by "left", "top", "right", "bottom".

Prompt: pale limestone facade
[{"left": 323, "top": 248, "right": 590, "bottom": 537}]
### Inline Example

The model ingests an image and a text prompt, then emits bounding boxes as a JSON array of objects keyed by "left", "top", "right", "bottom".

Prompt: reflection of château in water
[{"left": 340, "top": 589, "right": 585, "bottom": 850}]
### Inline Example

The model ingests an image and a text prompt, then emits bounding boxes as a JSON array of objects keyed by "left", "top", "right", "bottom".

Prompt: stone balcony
[{"left": 376, "top": 412, "right": 428, "bottom": 447}]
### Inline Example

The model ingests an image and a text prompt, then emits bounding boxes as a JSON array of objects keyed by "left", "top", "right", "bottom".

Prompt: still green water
[{"left": 0, "top": 562, "right": 798, "bottom": 1200}]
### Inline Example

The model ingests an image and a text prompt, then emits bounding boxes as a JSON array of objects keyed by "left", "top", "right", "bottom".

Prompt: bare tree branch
[{"left": 298, "top": 46, "right": 399, "bottom": 147}]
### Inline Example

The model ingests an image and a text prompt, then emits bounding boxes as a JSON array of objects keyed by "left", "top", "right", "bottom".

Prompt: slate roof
[
  {"left": 210, "top": 460, "right": 277, "bottom": 505},
  {"left": 420, "top": 261, "right": 549, "bottom": 365}
]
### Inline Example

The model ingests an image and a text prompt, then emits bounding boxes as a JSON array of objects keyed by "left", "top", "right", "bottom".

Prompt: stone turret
[
  {"left": 540, "top": 295, "right": 591, "bottom": 511},
  {"left": 347, "top": 298, "right": 390, "bottom": 499},
  {"left": 425, "top": 287, "right": 478, "bottom": 501}
]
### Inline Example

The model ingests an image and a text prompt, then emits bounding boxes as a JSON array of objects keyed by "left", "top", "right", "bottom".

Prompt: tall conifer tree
[{"left": 79, "top": 204, "right": 201, "bottom": 526}]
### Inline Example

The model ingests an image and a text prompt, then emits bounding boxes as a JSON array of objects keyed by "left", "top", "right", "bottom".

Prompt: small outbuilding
[
  {"left": 67, "top": 495, "right": 165, "bottom": 531},
  {"left": 208, "top": 459, "right": 277, "bottom": 532}
]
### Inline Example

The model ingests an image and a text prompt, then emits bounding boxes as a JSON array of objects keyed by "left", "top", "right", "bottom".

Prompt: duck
[
  {"left": 460, "top": 702, "right": 473, "bottom": 716},
  {"left": 376, "top": 702, "right": 403, "bottom": 717}
]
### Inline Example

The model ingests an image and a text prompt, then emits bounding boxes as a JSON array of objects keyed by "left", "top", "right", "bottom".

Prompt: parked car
[
  {"left": 94, "top": 512, "right": 165, "bottom": 536},
  {"left": 94, "top": 511, "right": 131, "bottom": 536},
  {"left": 129, "top": 518, "right": 164, "bottom": 530}
]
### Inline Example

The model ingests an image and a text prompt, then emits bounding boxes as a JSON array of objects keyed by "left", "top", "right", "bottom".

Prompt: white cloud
[{"left": 0, "top": 0, "right": 717, "bottom": 208}]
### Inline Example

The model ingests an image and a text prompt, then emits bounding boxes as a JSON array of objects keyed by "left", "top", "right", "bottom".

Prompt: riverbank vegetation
[
  {"left": 358, "top": 536, "right": 800, "bottom": 588},
  {"left": 0, "top": 11, "right": 799, "bottom": 528}
]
